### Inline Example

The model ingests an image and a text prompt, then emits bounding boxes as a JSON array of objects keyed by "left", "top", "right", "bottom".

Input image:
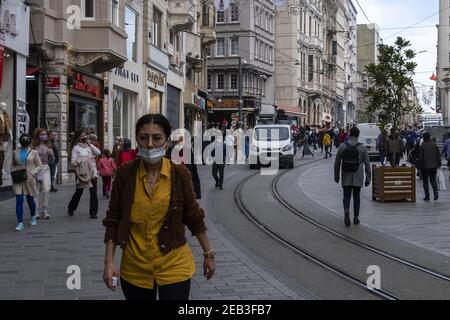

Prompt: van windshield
[{"left": 255, "top": 127, "right": 289, "bottom": 141}]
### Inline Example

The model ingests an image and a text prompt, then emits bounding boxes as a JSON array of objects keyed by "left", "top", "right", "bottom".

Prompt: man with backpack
[{"left": 334, "top": 127, "right": 371, "bottom": 227}]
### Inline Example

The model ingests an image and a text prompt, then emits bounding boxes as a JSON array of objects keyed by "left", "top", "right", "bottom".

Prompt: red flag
[{"left": 430, "top": 73, "right": 437, "bottom": 81}]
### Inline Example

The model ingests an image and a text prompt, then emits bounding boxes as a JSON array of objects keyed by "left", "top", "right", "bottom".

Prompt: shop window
[{"left": 112, "top": 89, "right": 132, "bottom": 139}]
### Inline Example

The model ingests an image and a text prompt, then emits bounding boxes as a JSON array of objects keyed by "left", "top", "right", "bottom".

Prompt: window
[
  {"left": 230, "top": 3, "right": 239, "bottom": 22},
  {"left": 265, "top": 13, "right": 269, "bottom": 30},
  {"left": 269, "top": 46, "right": 273, "bottom": 63},
  {"left": 230, "top": 38, "right": 239, "bottom": 56},
  {"left": 230, "top": 74, "right": 238, "bottom": 90},
  {"left": 299, "top": 9, "right": 303, "bottom": 33},
  {"left": 206, "top": 45, "right": 211, "bottom": 57},
  {"left": 202, "top": 5, "right": 210, "bottom": 26},
  {"left": 111, "top": 0, "right": 119, "bottom": 26},
  {"left": 217, "top": 10, "right": 225, "bottom": 23},
  {"left": 170, "top": 30, "right": 181, "bottom": 51},
  {"left": 113, "top": 88, "right": 133, "bottom": 140},
  {"left": 82, "top": 0, "right": 94, "bottom": 19},
  {"left": 152, "top": 7, "right": 162, "bottom": 49},
  {"left": 260, "top": 42, "right": 263, "bottom": 60},
  {"left": 216, "top": 38, "right": 225, "bottom": 56},
  {"left": 255, "top": 7, "right": 259, "bottom": 26},
  {"left": 308, "top": 55, "right": 314, "bottom": 82},
  {"left": 255, "top": 39, "right": 259, "bottom": 58},
  {"left": 217, "top": 74, "right": 224, "bottom": 90},
  {"left": 262, "top": 79, "right": 265, "bottom": 96},
  {"left": 207, "top": 74, "right": 211, "bottom": 90},
  {"left": 125, "top": 6, "right": 138, "bottom": 62}
]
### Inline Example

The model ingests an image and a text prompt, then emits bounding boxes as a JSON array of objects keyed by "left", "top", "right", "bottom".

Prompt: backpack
[
  {"left": 341, "top": 142, "right": 362, "bottom": 172},
  {"left": 323, "top": 133, "right": 331, "bottom": 146}
]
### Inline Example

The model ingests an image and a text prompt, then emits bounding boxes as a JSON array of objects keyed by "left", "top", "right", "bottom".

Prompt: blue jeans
[
  {"left": 379, "top": 151, "right": 385, "bottom": 166},
  {"left": 16, "top": 194, "right": 36, "bottom": 223},
  {"left": 49, "top": 163, "right": 57, "bottom": 187}
]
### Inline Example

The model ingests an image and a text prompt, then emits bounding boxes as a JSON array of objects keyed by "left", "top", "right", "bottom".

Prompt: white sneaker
[
  {"left": 39, "top": 212, "right": 50, "bottom": 219},
  {"left": 15, "top": 223, "right": 24, "bottom": 231}
]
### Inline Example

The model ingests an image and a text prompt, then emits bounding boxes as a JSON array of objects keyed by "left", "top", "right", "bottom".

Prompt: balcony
[
  {"left": 210, "top": 87, "right": 262, "bottom": 99},
  {"left": 327, "top": 18, "right": 337, "bottom": 34},
  {"left": 149, "top": 44, "right": 169, "bottom": 72},
  {"left": 169, "top": 0, "right": 196, "bottom": 32},
  {"left": 200, "top": 6, "right": 217, "bottom": 46},
  {"left": 186, "top": 33, "right": 202, "bottom": 63},
  {"left": 327, "top": 55, "right": 337, "bottom": 67},
  {"left": 298, "top": 34, "right": 323, "bottom": 51},
  {"left": 305, "top": 82, "right": 322, "bottom": 94}
]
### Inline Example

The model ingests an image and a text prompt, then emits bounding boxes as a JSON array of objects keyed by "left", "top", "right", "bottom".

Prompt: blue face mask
[{"left": 138, "top": 142, "right": 168, "bottom": 165}]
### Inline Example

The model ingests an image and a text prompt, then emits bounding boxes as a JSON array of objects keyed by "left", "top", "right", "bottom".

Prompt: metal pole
[{"left": 238, "top": 56, "right": 243, "bottom": 126}]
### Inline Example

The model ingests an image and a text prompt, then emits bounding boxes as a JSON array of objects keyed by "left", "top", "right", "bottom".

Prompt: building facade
[
  {"left": 207, "top": 0, "right": 275, "bottom": 129},
  {"left": 28, "top": 0, "right": 128, "bottom": 182},
  {"left": 0, "top": 0, "right": 30, "bottom": 189},
  {"left": 343, "top": 0, "right": 357, "bottom": 128},
  {"left": 356, "top": 23, "right": 380, "bottom": 123},
  {"left": 437, "top": 0, "right": 450, "bottom": 125}
]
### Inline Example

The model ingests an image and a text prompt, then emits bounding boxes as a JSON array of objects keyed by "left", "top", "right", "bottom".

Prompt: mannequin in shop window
[{"left": 0, "top": 102, "right": 13, "bottom": 186}]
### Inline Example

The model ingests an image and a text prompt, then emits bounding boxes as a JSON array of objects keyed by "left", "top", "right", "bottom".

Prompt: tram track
[{"left": 233, "top": 158, "right": 450, "bottom": 299}]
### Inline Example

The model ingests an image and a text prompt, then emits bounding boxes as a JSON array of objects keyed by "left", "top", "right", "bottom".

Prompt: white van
[
  {"left": 356, "top": 123, "right": 381, "bottom": 160},
  {"left": 249, "top": 124, "right": 295, "bottom": 169}
]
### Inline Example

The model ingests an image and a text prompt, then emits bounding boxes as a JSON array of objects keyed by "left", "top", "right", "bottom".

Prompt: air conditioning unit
[{"left": 170, "top": 52, "right": 181, "bottom": 67}]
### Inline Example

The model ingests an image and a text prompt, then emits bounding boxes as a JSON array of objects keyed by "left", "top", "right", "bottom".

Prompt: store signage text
[
  {"left": 0, "top": 9, "right": 18, "bottom": 36},
  {"left": 193, "top": 94, "right": 206, "bottom": 109},
  {"left": 218, "top": 99, "right": 239, "bottom": 108},
  {"left": 71, "top": 72, "right": 101, "bottom": 98},
  {"left": 46, "top": 76, "right": 60, "bottom": 89},
  {"left": 147, "top": 70, "right": 165, "bottom": 87},
  {"left": 115, "top": 67, "right": 139, "bottom": 83}
]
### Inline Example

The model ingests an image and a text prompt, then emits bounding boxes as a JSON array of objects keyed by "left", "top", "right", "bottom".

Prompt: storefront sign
[
  {"left": 16, "top": 100, "right": 29, "bottom": 137},
  {"left": 147, "top": 69, "right": 165, "bottom": 87},
  {"left": 115, "top": 67, "right": 139, "bottom": 83},
  {"left": 0, "top": 7, "right": 18, "bottom": 36},
  {"left": 69, "top": 71, "right": 102, "bottom": 99},
  {"left": 46, "top": 76, "right": 60, "bottom": 89},
  {"left": 192, "top": 94, "right": 206, "bottom": 109},
  {"left": 218, "top": 99, "right": 239, "bottom": 108},
  {"left": 322, "top": 113, "right": 332, "bottom": 123},
  {"left": 0, "top": 0, "right": 29, "bottom": 57}
]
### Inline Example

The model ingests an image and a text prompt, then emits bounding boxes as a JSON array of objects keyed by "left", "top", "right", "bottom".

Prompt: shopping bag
[{"left": 437, "top": 169, "right": 447, "bottom": 191}]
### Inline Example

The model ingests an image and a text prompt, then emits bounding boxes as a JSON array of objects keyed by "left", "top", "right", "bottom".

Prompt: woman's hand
[
  {"left": 103, "top": 262, "right": 120, "bottom": 290},
  {"left": 203, "top": 258, "right": 215, "bottom": 280}
]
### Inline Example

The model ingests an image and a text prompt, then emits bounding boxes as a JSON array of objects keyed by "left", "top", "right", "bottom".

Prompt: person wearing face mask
[
  {"left": 102, "top": 114, "right": 215, "bottom": 300},
  {"left": 11, "top": 133, "right": 42, "bottom": 231},
  {"left": 32, "top": 128, "right": 55, "bottom": 219},
  {"left": 68, "top": 129, "right": 101, "bottom": 219}
]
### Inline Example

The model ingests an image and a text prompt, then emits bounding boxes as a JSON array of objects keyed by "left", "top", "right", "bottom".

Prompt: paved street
[
  {"left": 0, "top": 163, "right": 305, "bottom": 300},
  {"left": 295, "top": 159, "right": 450, "bottom": 257}
]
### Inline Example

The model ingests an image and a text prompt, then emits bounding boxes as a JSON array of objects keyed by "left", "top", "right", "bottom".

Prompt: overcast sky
[{"left": 356, "top": 0, "right": 439, "bottom": 112}]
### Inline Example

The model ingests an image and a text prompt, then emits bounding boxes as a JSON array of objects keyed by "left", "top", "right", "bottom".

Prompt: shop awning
[
  {"left": 26, "top": 66, "right": 41, "bottom": 76},
  {"left": 276, "top": 104, "right": 306, "bottom": 116}
]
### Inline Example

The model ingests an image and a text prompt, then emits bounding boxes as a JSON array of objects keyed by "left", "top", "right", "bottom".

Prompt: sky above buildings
[{"left": 356, "top": 0, "right": 439, "bottom": 112}]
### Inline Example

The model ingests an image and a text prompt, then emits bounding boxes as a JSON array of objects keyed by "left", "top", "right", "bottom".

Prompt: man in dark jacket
[
  {"left": 48, "top": 131, "right": 59, "bottom": 192},
  {"left": 210, "top": 135, "right": 227, "bottom": 190},
  {"left": 417, "top": 131, "right": 442, "bottom": 201}
]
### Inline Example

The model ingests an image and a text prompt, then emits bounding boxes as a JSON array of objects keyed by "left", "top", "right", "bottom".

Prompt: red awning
[
  {"left": 26, "top": 66, "right": 41, "bottom": 76},
  {"left": 276, "top": 104, "right": 306, "bottom": 116}
]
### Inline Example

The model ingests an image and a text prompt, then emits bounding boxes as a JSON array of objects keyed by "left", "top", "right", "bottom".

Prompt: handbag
[{"left": 11, "top": 150, "right": 31, "bottom": 184}]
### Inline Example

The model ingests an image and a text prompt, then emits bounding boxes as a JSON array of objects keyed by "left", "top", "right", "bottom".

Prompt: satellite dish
[{"left": 214, "top": 0, "right": 230, "bottom": 11}]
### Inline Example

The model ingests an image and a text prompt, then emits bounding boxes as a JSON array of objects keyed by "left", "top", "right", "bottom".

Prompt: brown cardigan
[{"left": 102, "top": 159, "right": 207, "bottom": 254}]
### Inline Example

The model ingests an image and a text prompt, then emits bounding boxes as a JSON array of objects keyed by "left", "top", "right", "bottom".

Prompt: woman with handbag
[
  {"left": 32, "top": 128, "right": 55, "bottom": 219},
  {"left": 11, "top": 133, "right": 42, "bottom": 231}
]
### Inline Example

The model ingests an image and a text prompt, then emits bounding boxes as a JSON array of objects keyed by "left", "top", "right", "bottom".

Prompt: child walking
[{"left": 98, "top": 150, "right": 116, "bottom": 199}]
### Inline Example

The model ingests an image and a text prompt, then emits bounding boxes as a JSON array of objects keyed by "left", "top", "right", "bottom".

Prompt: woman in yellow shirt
[{"left": 103, "top": 114, "right": 215, "bottom": 300}]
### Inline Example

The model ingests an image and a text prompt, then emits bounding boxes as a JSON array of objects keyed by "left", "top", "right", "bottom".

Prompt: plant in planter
[{"left": 365, "top": 37, "right": 418, "bottom": 202}]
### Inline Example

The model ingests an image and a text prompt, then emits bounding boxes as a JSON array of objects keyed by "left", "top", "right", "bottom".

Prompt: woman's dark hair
[
  {"left": 422, "top": 131, "right": 431, "bottom": 141},
  {"left": 71, "top": 129, "right": 86, "bottom": 150},
  {"left": 19, "top": 133, "right": 31, "bottom": 142},
  {"left": 103, "top": 149, "right": 111, "bottom": 158},
  {"left": 135, "top": 114, "right": 171, "bottom": 139},
  {"left": 123, "top": 138, "right": 131, "bottom": 150}
]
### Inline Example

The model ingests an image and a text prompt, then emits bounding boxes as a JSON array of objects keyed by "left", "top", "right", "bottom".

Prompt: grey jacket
[
  {"left": 334, "top": 137, "right": 371, "bottom": 188},
  {"left": 418, "top": 141, "right": 441, "bottom": 169}
]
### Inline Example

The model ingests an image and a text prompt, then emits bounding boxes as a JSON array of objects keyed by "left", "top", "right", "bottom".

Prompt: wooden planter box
[{"left": 372, "top": 165, "right": 416, "bottom": 203}]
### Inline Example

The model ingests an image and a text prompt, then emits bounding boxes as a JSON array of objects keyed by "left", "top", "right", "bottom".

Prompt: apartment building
[
  {"left": 344, "top": 0, "right": 357, "bottom": 127},
  {"left": 207, "top": 0, "right": 276, "bottom": 129},
  {"left": 437, "top": 0, "right": 450, "bottom": 124}
]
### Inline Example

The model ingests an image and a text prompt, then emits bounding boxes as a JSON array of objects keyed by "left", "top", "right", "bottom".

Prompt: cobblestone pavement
[
  {"left": 296, "top": 160, "right": 450, "bottom": 257},
  {"left": 0, "top": 164, "right": 305, "bottom": 300}
]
